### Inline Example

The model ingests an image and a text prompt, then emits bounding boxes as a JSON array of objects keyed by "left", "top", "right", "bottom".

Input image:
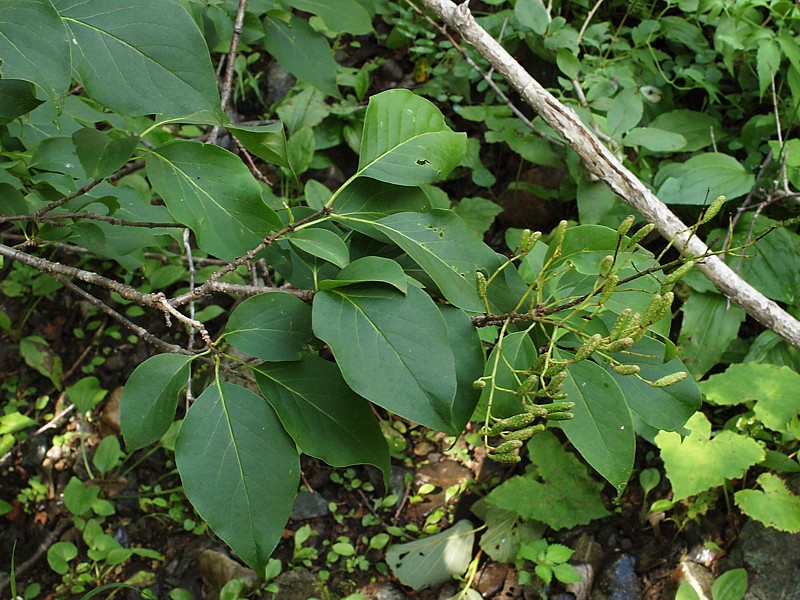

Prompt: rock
[
  {"left": 723, "top": 518, "right": 800, "bottom": 599},
  {"left": 371, "top": 582, "right": 410, "bottom": 599},
  {"left": 590, "top": 554, "right": 642, "bottom": 600},
  {"left": 475, "top": 562, "right": 508, "bottom": 597},
  {"left": 198, "top": 549, "right": 258, "bottom": 600},
  {"left": 291, "top": 490, "right": 330, "bottom": 520},
  {"left": 99, "top": 387, "right": 123, "bottom": 433},
  {"left": 265, "top": 63, "right": 296, "bottom": 106},
  {"left": 675, "top": 561, "right": 714, "bottom": 600},
  {"left": 273, "top": 569, "right": 319, "bottom": 600},
  {"left": 567, "top": 564, "right": 595, "bottom": 600}
]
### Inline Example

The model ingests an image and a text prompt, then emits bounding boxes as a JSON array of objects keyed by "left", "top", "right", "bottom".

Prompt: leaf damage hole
[{"left": 416, "top": 158, "right": 430, "bottom": 166}]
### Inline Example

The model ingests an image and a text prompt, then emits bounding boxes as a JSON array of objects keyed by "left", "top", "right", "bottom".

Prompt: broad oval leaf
[
  {"left": 176, "top": 382, "right": 300, "bottom": 573},
  {"left": 224, "top": 292, "right": 313, "bottom": 362},
  {"left": 657, "top": 153, "right": 755, "bottom": 205},
  {"left": 228, "top": 123, "right": 289, "bottom": 169},
  {"left": 608, "top": 87, "right": 643, "bottom": 138},
  {"left": 254, "top": 354, "right": 390, "bottom": 477},
  {"left": 560, "top": 359, "right": 634, "bottom": 490},
  {"left": 285, "top": 0, "right": 373, "bottom": 34},
  {"left": 120, "top": 353, "right": 194, "bottom": 451},
  {"left": 357, "top": 89, "right": 466, "bottom": 186},
  {"left": 288, "top": 227, "right": 349, "bottom": 269},
  {"left": 146, "top": 140, "right": 281, "bottom": 260},
  {"left": 72, "top": 128, "right": 139, "bottom": 180},
  {"left": 0, "top": 79, "right": 45, "bottom": 124},
  {"left": 0, "top": 0, "right": 70, "bottom": 109},
  {"left": 312, "top": 285, "right": 459, "bottom": 433},
  {"left": 621, "top": 127, "right": 687, "bottom": 152},
  {"left": 318, "top": 256, "right": 408, "bottom": 293},
  {"left": 373, "top": 210, "right": 499, "bottom": 312},
  {"left": 55, "top": 0, "right": 224, "bottom": 121}
]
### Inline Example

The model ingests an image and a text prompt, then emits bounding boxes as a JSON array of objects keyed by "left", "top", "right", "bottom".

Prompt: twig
[
  {"left": 0, "top": 519, "right": 73, "bottom": 596},
  {"left": 421, "top": 0, "right": 800, "bottom": 349},
  {"left": 577, "top": 0, "right": 605, "bottom": 44},
  {"left": 207, "top": 0, "right": 249, "bottom": 144},
  {"left": 3, "top": 213, "right": 180, "bottom": 228},
  {"left": 183, "top": 228, "right": 197, "bottom": 404}
]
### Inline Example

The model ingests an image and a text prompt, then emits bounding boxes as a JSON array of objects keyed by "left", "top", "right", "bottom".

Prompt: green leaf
[
  {"left": 146, "top": 140, "right": 281, "bottom": 260},
  {"left": 72, "top": 128, "right": 139, "bottom": 180},
  {"left": 485, "top": 431, "right": 610, "bottom": 529},
  {"left": 20, "top": 335, "right": 63, "bottom": 390},
  {"left": 0, "top": 412, "right": 36, "bottom": 435},
  {"left": 55, "top": 0, "right": 224, "bottom": 121},
  {"left": 649, "top": 110, "right": 720, "bottom": 152},
  {"left": 63, "top": 477, "right": 100, "bottom": 516},
  {"left": 67, "top": 376, "right": 107, "bottom": 414},
  {"left": 120, "top": 353, "right": 194, "bottom": 451},
  {"left": 735, "top": 473, "right": 800, "bottom": 533},
  {"left": 711, "top": 568, "right": 748, "bottom": 600},
  {"left": 657, "top": 153, "right": 755, "bottom": 205},
  {"left": 385, "top": 520, "right": 475, "bottom": 590},
  {"left": 228, "top": 123, "right": 290, "bottom": 169},
  {"left": 263, "top": 14, "right": 340, "bottom": 98},
  {"left": 224, "top": 292, "right": 313, "bottom": 362},
  {"left": 475, "top": 502, "right": 544, "bottom": 562},
  {"left": 285, "top": 0, "right": 373, "bottom": 34},
  {"left": 700, "top": 363, "right": 800, "bottom": 434},
  {"left": 757, "top": 39, "right": 782, "bottom": 99},
  {"left": 318, "top": 256, "right": 408, "bottom": 293},
  {"left": 0, "top": 0, "right": 70, "bottom": 110},
  {"left": 0, "top": 79, "right": 44, "bottom": 124},
  {"left": 357, "top": 89, "right": 466, "bottom": 186},
  {"left": 560, "top": 359, "right": 634, "bottom": 490},
  {"left": 373, "top": 210, "right": 499, "bottom": 312},
  {"left": 452, "top": 197, "right": 503, "bottom": 235},
  {"left": 608, "top": 88, "right": 643, "bottom": 138},
  {"left": 312, "top": 285, "right": 460, "bottom": 433},
  {"left": 47, "top": 542, "right": 78, "bottom": 575},
  {"left": 288, "top": 227, "right": 349, "bottom": 269},
  {"left": 478, "top": 331, "right": 537, "bottom": 419},
  {"left": 286, "top": 126, "right": 315, "bottom": 178},
  {"left": 93, "top": 435, "right": 122, "bottom": 477},
  {"left": 176, "top": 382, "right": 300, "bottom": 573},
  {"left": 655, "top": 412, "right": 764, "bottom": 501},
  {"left": 677, "top": 292, "right": 746, "bottom": 378},
  {"left": 254, "top": 355, "right": 390, "bottom": 477},
  {"left": 609, "top": 337, "right": 700, "bottom": 433},
  {"left": 621, "top": 127, "right": 687, "bottom": 152},
  {"left": 515, "top": 0, "right": 549, "bottom": 34},
  {"left": 439, "top": 305, "right": 485, "bottom": 431}
]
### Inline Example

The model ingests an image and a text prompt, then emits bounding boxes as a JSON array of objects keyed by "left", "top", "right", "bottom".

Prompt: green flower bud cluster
[
  {"left": 661, "top": 261, "right": 695, "bottom": 293},
  {"left": 519, "top": 229, "right": 542, "bottom": 254}
]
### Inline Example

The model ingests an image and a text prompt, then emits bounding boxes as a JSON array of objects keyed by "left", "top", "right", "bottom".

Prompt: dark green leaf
[
  {"left": 254, "top": 354, "right": 390, "bottom": 476},
  {"left": 228, "top": 123, "right": 290, "bottom": 169},
  {"left": 452, "top": 197, "right": 503, "bottom": 235},
  {"left": 146, "top": 140, "right": 281, "bottom": 260},
  {"left": 176, "top": 382, "right": 300, "bottom": 573},
  {"left": 0, "top": 79, "right": 44, "bottom": 124},
  {"left": 477, "top": 331, "right": 536, "bottom": 419},
  {"left": 649, "top": 110, "right": 720, "bottom": 152},
  {"left": 120, "top": 353, "right": 194, "bottom": 451},
  {"left": 72, "top": 128, "right": 138, "bottom": 180},
  {"left": 318, "top": 256, "right": 408, "bottom": 293},
  {"left": 439, "top": 306, "right": 485, "bottom": 431},
  {"left": 224, "top": 292, "right": 313, "bottom": 362},
  {"left": 312, "top": 285, "right": 460, "bottom": 433},
  {"left": 657, "top": 153, "right": 755, "bottom": 205}
]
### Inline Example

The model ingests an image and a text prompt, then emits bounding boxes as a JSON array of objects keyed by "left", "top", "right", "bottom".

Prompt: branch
[{"left": 422, "top": 0, "right": 800, "bottom": 350}]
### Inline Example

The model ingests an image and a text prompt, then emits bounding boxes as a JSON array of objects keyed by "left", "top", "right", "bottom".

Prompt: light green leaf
[
  {"left": 286, "top": 126, "right": 315, "bottom": 178},
  {"left": 452, "top": 197, "right": 503, "bottom": 235},
  {"left": 657, "top": 153, "right": 755, "bottom": 205},
  {"left": 757, "top": 39, "right": 782, "bottom": 99},
  {"left": 285, "top": 0, "right": 373, "bottom": 34},
  {"left": 476, "top": 502, "right": 545, "bottom": 562},
  {"left": 20, "top": 335, "right": 63, "bottom": 390},
  {"left": 610, "top": 337, "right": 701, "bottom": 433},
  {"left": 288, "top": 227, "right": 349, "bottom": 269},
  {"left": 677, "top": 292, "right": 746, "bottom": 378},
  {"left": 711, "top": 568, "right": 748, "bottom": 600},
  {"left": 0, "top": 79, "right": 45, "bottom": 124},
  {"left": 357, "top": 89, "right": 466, "bottom": 186},
  {"left": 0, "top": 412, "right": 36, "bottom": 435},
  {"left": 47, "top": 542, "right": 78, "bottom": 575},
  {"left": 55, "top": 0, "right": 224, "bottom": 121},
  {"left": 224, "top": 292, "right": 314, "bottom": 362},
  {"left": 608, "top": 88, "right": 643, "bottom": 138},
  {"left": 146, "top": 140, "right": 281, "bottom": 260},
  {"left": 485, "top": 431, "right": 610, "bottom": 529},
  {"left": 700, "top": 363, "right": 800, "bottom": 434},
  {"left": 386, "top": 520, "right": 475, "bottom": 590},
  {"left": 312, "top": 285, "right": 460, "bottom": 433},
  {"left": 263, "top": 14, "right": 339, "bottom": 98},
  {"left": 176, "top": 382, "right": 300, "bottom": 574},
  {"left": 228, "top": 123, "right": 289, "bottom": 169},
  {"left": 515, "top": 0, "right": 549, "bottom": 34},
  {"left": 621, "top": 127, "right": 687, "bottom": 152},
  {"left": 93, "top": 435, "right": 122, "bottom": 477},
  {"left": 655, "top": 412, "right": 764, "bottom": 501},
  {"left": 649, "top": 110, "right": 720, "bottom": 152},
  {"left": 254, "top": 354, "right": 390, "bottom": 477},
  {"left": 373, "top": 210, "right": 499, "bottom": 312},
  {"left": 72, "top": 128, "right": 138, "bottom": 180},
  {"left": 318, "top": 256, "right": 408, "bottom": 293},
  {"left": 735, "top": 473, "right": 800, "bottom": 533},
  {"left": 63, "top": 476, "right": 100, "bottom": 516},
  {"left": 120, "top": 353, "right": 194, "bottom": 451},
  {"left": 561, "top": 359, "right": 635, "bottom": 490},
  {"left": 67, "top": 376, "right": 107, "bottom": 414},
  {"left": 0, "top": 0, "right": 70, "bottom": 110}
]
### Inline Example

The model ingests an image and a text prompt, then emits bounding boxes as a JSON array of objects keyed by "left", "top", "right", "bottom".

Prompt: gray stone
[
  {"left": 273, "top": 569, "right": 319, "bottom": 600},
  {"left": 372, "top": 582, "right": 410, "bottom": 599},
  {"left": 590, "top": 554, "right": 642, "bottom": 600},
  {"left": 676, "top": 561, "right": 714, "bottom": 600},
  {"left": 198, "top": 549, "right": 258, "bottom": 600},
  {"left": 723, "top": 519, "right": 800, "bottom": 599},
  {"left": 291, "top": 490, "right": 330, "bottom": 520}
]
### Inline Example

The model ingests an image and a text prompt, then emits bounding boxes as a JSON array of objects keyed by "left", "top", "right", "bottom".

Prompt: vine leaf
[
  {"left": 54, "top": 0, "right": 224, "bottom": 121},
  {"left": 735, "top": 473, "right": 800, "bottom": 533},
  {"left": 176, "top": 382, "right": 300, "bottom": 574},
  {"left": 373, "top": 210, "right": 498, "bottom": 312},
  {"left": 655, "top": 412, "right": 764, "bottom": 501},
  {"left": 146, "top": 140, "right": 282, "bottom": 260},
  {"left": 357, "top": 89, "right": 466, "bottom": 186},
  {"left": 119, "top": 353, "right": 194, "bottom": 451},
  {"left": 223, "top": 292, "right": 314, "bottom": 362},
  {"left": 0, "top": 0, "right": 71, "bottom": 110},
  {"left": 312, "top": 285, "right": 460, "bottom": 433},
  {"left": 254, "top": 354, "right": 390, "bottom": 479},
  {"left": 560, "top": 359, "right": 634, "bottom": 491}
]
